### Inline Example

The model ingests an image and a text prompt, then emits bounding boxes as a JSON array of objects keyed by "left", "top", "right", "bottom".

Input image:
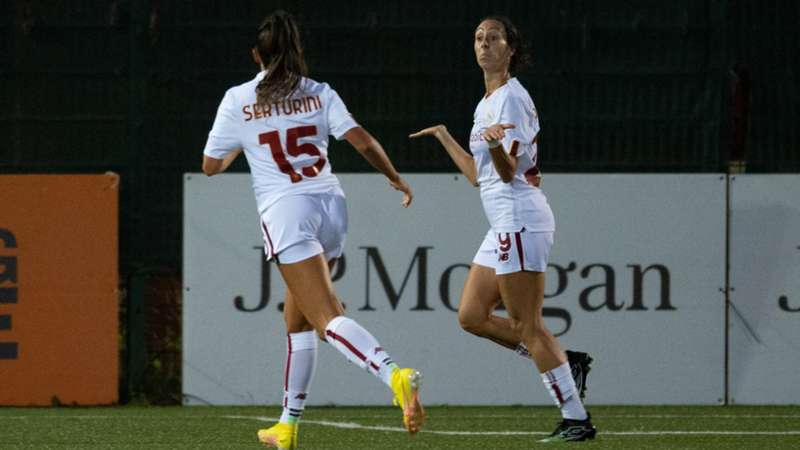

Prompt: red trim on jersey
[
  {"left": 326, "top": 330, "right": 367, "bottom": 362},
  {"left": 262, "top": 220, "right": 275, "bottom": 259},
  {"left": 525, "top": 166, "right": 541, "bottom": 187},
  {"left": 509, "top": 140, "right": 520, "bottom": 157},
  {"left": 525, "top": 167, "right": 541, "bottom": 177},
  {"left": 514, "top": 232, "right": 525, "bottom": 271}
]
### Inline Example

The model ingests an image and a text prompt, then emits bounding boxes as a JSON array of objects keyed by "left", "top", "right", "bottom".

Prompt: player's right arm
[
  {"left": 202, "top": 148, "right": 242, "bottom": 176},
  {"left": 202, "top": 89, "right": 242, "bottom": 176},
  {"left": 409, "top": 125, "right": 478, "bottom": 186}
]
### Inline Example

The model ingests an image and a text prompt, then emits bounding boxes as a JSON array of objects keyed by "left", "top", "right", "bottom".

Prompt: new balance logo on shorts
[{"left": 497, "top": 233, "right": 512, "bottom": 263}]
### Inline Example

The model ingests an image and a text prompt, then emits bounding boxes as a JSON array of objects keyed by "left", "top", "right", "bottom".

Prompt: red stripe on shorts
[
  {"left": 514, "top": 232, "right": 525, "bottom": 271},
  {"left": 261, "top": 220, "right": 275, "bottom": 259}
]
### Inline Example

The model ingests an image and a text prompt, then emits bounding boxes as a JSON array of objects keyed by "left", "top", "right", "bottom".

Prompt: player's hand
[
  {"left": 388, "top": 176, "right": 413, "bottom": 208},
  {"left": 481, "top": 123, "right": 515, "bottom": 142},
  {"left": 409, "top": 125, "right": 447, "bottom": 140}
]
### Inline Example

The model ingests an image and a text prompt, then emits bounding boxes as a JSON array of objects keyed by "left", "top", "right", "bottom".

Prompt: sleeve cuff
[{"left": 331, "top": 119, "right": 359, "bottom": 141}]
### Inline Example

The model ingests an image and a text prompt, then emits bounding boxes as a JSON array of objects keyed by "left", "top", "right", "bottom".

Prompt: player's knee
[{"left": 458, "top": 308, "right": 485, "bottom": 335}]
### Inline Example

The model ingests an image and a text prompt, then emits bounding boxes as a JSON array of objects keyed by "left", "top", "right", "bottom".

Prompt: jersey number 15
[{"left": 259, "top": 125, "right": 326, "bottom": 183}]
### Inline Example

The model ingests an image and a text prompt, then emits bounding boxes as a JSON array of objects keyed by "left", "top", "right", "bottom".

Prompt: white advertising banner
[
  {"left": 183, "top": 174, "right": 726, "bottom": 405},
  {"left": 729, "top": 175, "right": 800, "bottom": 404}
]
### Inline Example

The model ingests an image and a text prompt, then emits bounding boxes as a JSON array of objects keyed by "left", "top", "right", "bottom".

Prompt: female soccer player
[
  {"left": 202, "top": 11, "right": 424, "bottom": 449},
  {"left": 410, "top": 16, "right": 596, "bottom": 442}
]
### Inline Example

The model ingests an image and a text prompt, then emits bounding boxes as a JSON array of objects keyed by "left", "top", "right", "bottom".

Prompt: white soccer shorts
[
  {"left": 259, "top": 192, "right": 348, "bottom": 264},
  {"left": 472, "top": 229, "right": 553, "bottom": 275}
]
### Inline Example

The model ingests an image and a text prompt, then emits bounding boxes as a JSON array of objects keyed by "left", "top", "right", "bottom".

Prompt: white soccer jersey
[
  {"left": 203, "top": 72, "right": 359, "bottom": 214},
  {"left": 469, "top": 77, "right": 555, "bottom": 233}
]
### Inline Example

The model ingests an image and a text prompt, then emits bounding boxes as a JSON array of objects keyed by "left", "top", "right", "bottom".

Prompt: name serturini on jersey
[{"left": 243, "top": 95, "right": 323, "bottom": 121}]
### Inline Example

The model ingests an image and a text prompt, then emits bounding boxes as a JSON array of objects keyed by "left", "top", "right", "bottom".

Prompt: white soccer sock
[
  {"left": 279, "top": 331, "right": 317, "bottom": 425},
  {"left": 541, "top": 361, "right": 588, "bottom": 421},
  {"left": 325, "top": 316, "right": 399, "bottom": 387}
]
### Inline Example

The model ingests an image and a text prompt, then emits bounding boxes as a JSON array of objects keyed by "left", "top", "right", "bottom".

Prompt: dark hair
[
  {"left": 255, "top": 10, "right": 308, "bottom": 105},
  {"left": 480, "top": 15, "right": 531, "bottom": 74}
]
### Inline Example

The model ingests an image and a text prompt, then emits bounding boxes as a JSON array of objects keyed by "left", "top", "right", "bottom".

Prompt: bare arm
[
  {"left": 482, "top": 124, "right": 518, "bottom": 184},
  {"left": 344, "top": 127, "right": 413, "bottom": 207},
  {"left": 488, "top": 146, "right": 517, "bottom": 183},
  {"left": 202, "top": 149, "right": 242, "bottom": 176},
  {"left": 409, "top": 125, "right": 478, "bottom": 186}
]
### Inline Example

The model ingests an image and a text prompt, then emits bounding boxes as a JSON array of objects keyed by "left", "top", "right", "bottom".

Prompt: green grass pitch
[{"left": 2, "top": 405, "right": 799, "bottom": 449}]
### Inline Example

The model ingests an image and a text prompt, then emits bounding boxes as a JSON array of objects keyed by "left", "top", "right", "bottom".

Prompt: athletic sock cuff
[
  {"left": 289, "top": 331, "right": 318, "bottom": 351},
  {"left": 541, "top": 361, "right": 577, "bottom": 402},
  {"left": 323, "top": 316, "right": 349, "bottom": 342}
]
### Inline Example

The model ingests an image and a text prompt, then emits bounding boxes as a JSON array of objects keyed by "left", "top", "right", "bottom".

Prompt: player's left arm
[
  {"left": 202, "top": 149, "right": 242, "bottom": 176},
  {"left": 345, "top": 126, "right": 412, "bottom": 208},
  {"left": 483, "top": 124, "right": 518, "bottom": 183},
  {"left": 486, "top": 94, "right": 533, "bottom": 183},
  {"left": 328, "top": 84, "right": 412, "bottom": 207}
]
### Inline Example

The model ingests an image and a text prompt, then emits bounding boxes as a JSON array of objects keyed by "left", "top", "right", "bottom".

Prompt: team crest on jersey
[{"left": 470, "top": 126, "right": 488, "bottom": 143}]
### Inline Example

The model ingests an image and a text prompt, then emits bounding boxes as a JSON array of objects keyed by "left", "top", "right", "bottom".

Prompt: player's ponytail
[
  {"left": 255, "top": 10, "right": 308, "bottom": 105},
  {"left": 481, "top": 15, "right": 531, "bottom": 74}
]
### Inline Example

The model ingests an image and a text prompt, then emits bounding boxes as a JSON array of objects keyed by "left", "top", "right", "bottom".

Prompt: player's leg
[
  {"left": 458, "top": 263, "right": 530, "bottom": 356},
  {"left": 497, "top": 231, "right": 595, "bottom": 442},
  {"left": 257, "top": 195, "right": 333, "bottom": 448},
  {"left": 281, "top": 292, "right": 316, "bottom": 422},
  {"left": 459, "top": 265, "right": 596, "bottom": 399},
  {"left": 326, "top": 258, "right": 347, "bottom": 329},
  {"left": 463, "top": 231, "right": 544, "bottom": 359},
  {"left": 458, "top": 265, "right": 595, "bottom": 386},
  {"left": 277, "top": 253, "right": 424, "bottom": 433},
  {"left": 257, "top": 260, "right": 348, "bottom": 449},
  {"left": 257, "top": 291, "right": 316, "bottom": 449},
  {"left": 497, "top": 271, "right": 564, "bottom": 372},
  {"left": 285, "top": 195, "right": 404, "bottom": 392},
  {"left": 497, "top": 271, "right": 594, "bottom": 442},
  {"left": 463, "top": 232, "right": 529, "bottom": 352}
]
